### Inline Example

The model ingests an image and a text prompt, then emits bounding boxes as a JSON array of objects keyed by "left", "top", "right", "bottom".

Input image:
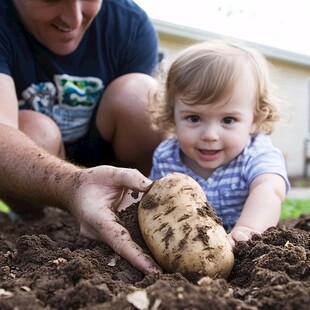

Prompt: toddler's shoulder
[{"left": 245, "top": 134, "right": 278, "bottom": 156}]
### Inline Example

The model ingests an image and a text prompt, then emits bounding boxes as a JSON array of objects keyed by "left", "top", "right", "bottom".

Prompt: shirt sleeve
[
  {"left": 121, "top": 16, "right": 158, "bottom": 75},
  {"left": 0, "top": 21, "right": 13, "bottom": 75},
  {"left": 150, "top": 138, "right": 187, "bottom": 180},
  {"left": 101, "top": 0, "right": 159, "bottom": 79},
  {"left": 244, "top": 146, "right": 291, "bottom": 193}
]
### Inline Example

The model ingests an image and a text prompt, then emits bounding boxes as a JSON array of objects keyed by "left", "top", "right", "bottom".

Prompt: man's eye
[
  {"left": 187, "top": 115, "right": 200, "bottom": 123},
  {"left": 223, "top": 117, "right": 235, "bottom": 125}
]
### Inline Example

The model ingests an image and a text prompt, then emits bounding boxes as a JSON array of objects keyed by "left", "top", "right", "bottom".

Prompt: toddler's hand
[{"left": 228, "top": 226, "right": 261, "bottom": 247}]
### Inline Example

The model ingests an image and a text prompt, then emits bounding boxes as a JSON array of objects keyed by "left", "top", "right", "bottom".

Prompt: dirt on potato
[{"left": 0, "top": 204, "right": 309, "bottom": 310}]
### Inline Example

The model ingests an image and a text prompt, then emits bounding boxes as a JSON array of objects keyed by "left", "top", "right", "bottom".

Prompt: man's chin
[{"left": 47, "top": 42, "right": 80, "bottom": 56}]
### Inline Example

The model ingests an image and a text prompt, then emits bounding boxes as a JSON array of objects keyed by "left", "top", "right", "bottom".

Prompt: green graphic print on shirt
[{"left": 20, "top": 74, "right": 104, "bottom": 143}]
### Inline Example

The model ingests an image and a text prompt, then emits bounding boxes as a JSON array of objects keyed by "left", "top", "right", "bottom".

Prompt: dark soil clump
[{"left": 0, "top": 205, "right": 309, "bottom": 309}]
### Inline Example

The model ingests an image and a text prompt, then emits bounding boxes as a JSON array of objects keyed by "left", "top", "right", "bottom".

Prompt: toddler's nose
[{"left": 200, "top": 125, "right": 219, "bottom": 141}]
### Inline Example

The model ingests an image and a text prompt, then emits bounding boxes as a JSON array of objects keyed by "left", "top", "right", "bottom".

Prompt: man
[{"left": 0, "top": 0, "right": 162, "bottom": 274}]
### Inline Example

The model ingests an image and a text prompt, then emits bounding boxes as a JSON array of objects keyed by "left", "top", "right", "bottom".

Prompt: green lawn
[
  {"left": 281, "top": 198, "right": 310, "bottom": 220},
  {"left": 0, "top": 200, "right": 9, "bottom": 214}
]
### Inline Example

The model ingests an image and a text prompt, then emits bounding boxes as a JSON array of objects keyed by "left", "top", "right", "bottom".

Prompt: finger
[
  {"left": 96, "top": 218, "right": 161, "bottom": 274},
  {"left": 231, "top": 230, "right": 250, "bottom": 242},
  {"left": 106, "top": 166, "right": 152, "bottom": 191},
  {"left": 113, "top": 188, "right": 126, "bottom": 212},
  {"left": 112, "top": 230, "right": 162, "bottom": 274}
]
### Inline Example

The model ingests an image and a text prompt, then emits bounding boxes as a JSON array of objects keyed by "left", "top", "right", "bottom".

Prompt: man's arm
[
  {"left": 0, "top": 73, "right": 160, "bottom": 274},
  {"left": 0, "top": 73, "right": 67, "bottom": 206},
  {"left": 0, "top": 73, "right": 19, "bottom": 128}
]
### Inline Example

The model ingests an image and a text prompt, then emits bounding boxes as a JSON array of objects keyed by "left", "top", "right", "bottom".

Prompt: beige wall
[
  {"left": 157, "top": 32, "right": 310, "bottom": 177},
  {"left": 270, "top": 60, "right": 310, "bottom": 177}
]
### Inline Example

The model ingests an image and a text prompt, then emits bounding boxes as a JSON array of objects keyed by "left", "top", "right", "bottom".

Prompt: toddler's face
[{"left": 174, "top": 69, "right": 257, "bottom": 178}]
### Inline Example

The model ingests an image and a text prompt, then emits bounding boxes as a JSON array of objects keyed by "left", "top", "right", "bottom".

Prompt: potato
[{"left": 138, "top": 172, "right": 234, "bottom": 281}]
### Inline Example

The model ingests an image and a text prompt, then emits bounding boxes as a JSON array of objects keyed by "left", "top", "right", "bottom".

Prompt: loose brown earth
[{"left": 0, "top": 204, "right": 309, "bottom": 310}]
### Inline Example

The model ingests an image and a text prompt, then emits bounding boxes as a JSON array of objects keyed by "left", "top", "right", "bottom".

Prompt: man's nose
[{"left": 60, "top": 1, "right": 84, "bottom": 29}]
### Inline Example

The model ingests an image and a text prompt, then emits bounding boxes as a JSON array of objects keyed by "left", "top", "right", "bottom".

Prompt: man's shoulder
[
  {"left": 0, "top": 0, "right": 11, "bottom": 11},
  {"left": 0, "top": 0, "right": 25, "bottom": 42},
  {"left": 94, "top": 0, "right": 151, "bottom": 44},
  {"left": 0, "top": 0, "right": 29, "bottom": 75},
  {"left": 0, "top": 0, "right": 17, "bottom": 27},
  {"left": 99, "top": 0, "right": 148, "bottom": 19}
]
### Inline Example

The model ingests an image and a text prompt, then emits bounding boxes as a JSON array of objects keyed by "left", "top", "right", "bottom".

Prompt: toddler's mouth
[{"left": 199, "top": 149, "right": 220, "bottom": 155}]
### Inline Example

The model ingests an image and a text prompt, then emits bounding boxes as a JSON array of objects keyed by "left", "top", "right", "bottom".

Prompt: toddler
[{"left": 148, "top": 39, "right": 290, "bottom": 246}]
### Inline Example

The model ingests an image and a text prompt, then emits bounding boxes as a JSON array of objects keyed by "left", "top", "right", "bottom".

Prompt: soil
[{"left": 0, "top": 204, "right": 309, "bottom": 310}]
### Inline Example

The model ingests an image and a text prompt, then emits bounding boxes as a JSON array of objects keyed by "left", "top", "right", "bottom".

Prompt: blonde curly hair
[{"left": 148, "top": 39, "right": 283, "bottom": 137}]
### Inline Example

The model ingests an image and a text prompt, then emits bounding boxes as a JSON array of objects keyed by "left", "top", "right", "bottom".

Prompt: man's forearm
[{"left": 0, "top": 124, "right": 82, "bottom": 210}]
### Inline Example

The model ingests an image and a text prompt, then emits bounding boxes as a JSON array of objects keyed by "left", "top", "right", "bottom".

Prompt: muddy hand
[{"left": 71, "top": 166, "right": 161, "bottom": 274}]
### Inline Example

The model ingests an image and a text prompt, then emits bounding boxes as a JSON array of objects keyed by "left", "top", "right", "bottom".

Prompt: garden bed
[{"left": 0, "top": 205, "right": 309, "bottom": 309}]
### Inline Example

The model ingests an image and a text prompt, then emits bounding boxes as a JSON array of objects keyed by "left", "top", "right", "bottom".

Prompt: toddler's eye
[
  {"left": 222, "top": 117, "right": 235, "bottom": 125},
  {"left": 187, "top": 115, "right": 201, "bottom": 123}
]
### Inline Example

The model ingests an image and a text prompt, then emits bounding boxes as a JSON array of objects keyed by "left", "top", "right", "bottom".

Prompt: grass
[
  {"left": 281, "top": 198, "right": 310, "bottom": 220},
  {"left": 0, "top": 200, "right": 9, "bottom": 214},
  {"left": 1, "top": 198, "right": 310, "bottom": 220}
]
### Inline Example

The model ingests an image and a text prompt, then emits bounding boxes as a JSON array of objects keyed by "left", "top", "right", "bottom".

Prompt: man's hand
[{"left": 69, "top": 165, "right": 161, "bottom": 274}]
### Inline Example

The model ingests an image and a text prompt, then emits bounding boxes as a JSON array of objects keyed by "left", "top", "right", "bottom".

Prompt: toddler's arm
[{"left": 228, "top": 173, "right": 286, "bottom": 246}]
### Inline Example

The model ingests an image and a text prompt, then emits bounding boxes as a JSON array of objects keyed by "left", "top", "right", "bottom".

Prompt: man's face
[{"left": 13, "top": 0, "right": 103, "bottom": 55}]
